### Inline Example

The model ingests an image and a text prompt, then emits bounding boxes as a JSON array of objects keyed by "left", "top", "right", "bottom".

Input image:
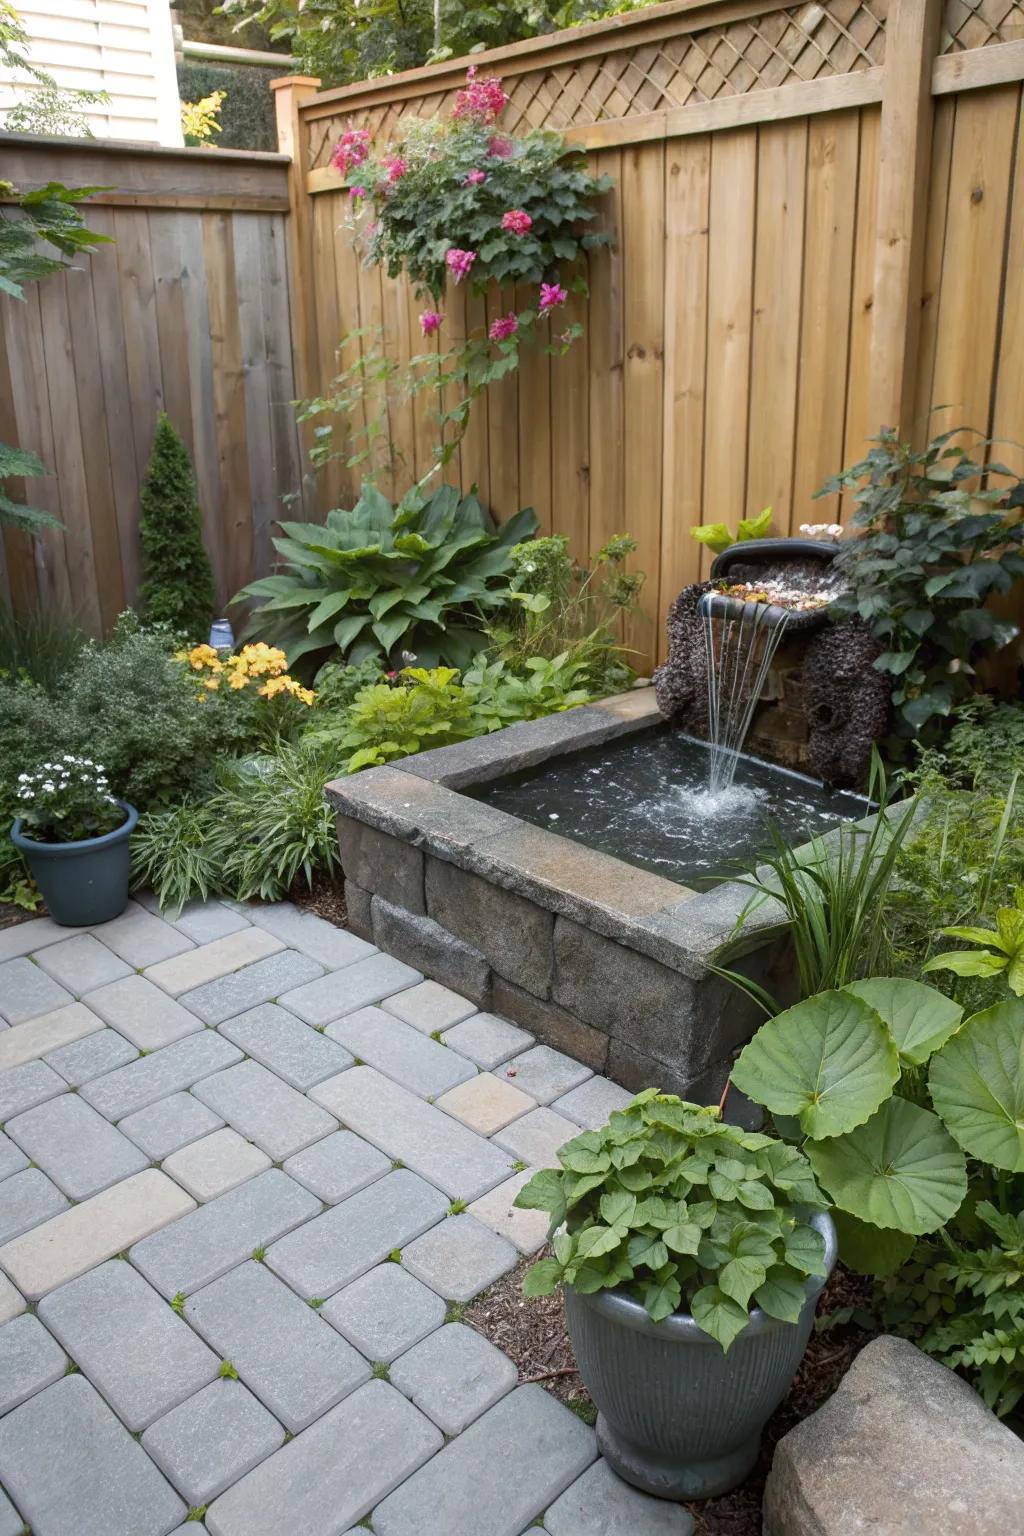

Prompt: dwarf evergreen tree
[{"left": 139, "top": 413, "right": 216, "bottom": 641}]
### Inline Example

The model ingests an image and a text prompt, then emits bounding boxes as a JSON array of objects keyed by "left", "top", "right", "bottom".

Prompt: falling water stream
[{"left": 698, "top": 593, "right": 792, "bottom": 795}]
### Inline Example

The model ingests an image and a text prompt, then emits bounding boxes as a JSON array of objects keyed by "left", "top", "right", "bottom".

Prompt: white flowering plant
[{"left": 15, "top": 757, "right": 125, "bottom": 844}]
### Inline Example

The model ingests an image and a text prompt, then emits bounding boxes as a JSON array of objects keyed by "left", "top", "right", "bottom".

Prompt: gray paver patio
[{"left": 0, "top": 897, "right": 676, "bottom": 1536}]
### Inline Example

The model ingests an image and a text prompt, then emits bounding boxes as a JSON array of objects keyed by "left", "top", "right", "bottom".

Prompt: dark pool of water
[{"left": 469, "top": 728, "right": 868, "bottom": 887}]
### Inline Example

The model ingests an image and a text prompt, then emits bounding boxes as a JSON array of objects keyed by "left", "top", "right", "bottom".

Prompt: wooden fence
[
  {"left": 0, "top": 136, "right": 300, "bottom": 630},
  {"left": 281, "top": 0, "right": 1024, "bottom": 668}
]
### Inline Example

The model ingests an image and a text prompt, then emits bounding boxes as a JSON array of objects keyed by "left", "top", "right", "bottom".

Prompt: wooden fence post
[
  {"left": 271, "top": 76, "right": 320, "bottom": 412},
  {"left": 868, "top": 0, "right": 943, "bottom": 438}
]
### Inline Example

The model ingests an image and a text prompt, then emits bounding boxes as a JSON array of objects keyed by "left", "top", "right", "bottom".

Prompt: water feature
[{"left": 698, "top": 592, "right": 792, "bottom": 794}]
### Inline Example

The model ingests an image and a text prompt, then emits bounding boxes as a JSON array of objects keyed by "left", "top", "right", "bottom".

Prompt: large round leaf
[
  {"left": 843, "top": 977, "right": 963, "bottom": 1067},
  {"left": 808, "top": 1098, "right": 967, "bottom": 1234},
  {"left": 832, "top": 1209, "right": 915, "bottom": 1277},
  {"left": 731, "top": 990, "right": 899, "bottom": 1140},
  {"left": 928, "top": 1000, "right": 1024, "bottom": 1172}
]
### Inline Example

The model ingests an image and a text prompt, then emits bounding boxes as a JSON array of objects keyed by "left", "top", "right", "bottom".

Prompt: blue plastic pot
[{"left": 10, "top": 801, "right": 138, "bottom": 927}]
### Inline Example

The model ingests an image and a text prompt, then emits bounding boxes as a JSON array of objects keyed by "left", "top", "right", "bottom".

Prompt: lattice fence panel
[
  {"left": 942, "top": 0, "right": 1024, "bottom": 50},
  {"left": 306, "top": 0, "right": 890, "bottom": 169}
]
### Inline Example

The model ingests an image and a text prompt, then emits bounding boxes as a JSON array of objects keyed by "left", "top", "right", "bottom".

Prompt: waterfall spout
[{"left": 698, "top": 592, "right": 791, "bottom": 794}]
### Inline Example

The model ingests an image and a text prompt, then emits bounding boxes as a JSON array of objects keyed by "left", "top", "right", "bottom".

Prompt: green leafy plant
[
  {"left": 13, "top": 755, "right": 124, "bottom": 843},
  {"left": 0, "top": 605, "right": 86, "bottom": 692},
  {"left": 819, "top": 428, "right": 1024, "bottom": 747},
  {"left": 139, "top": 414, "right": 217, "bottom": 643},
  {"left": 515, "top": 1090, "right": 829, "bottom": 1351},
  {"left": 922, "top": 888, "right": 1024, "bottom": 997},
  {"left": 333, "top": 665, "right": 476, "bottom": 772},
  {"left": 311, "top": 657, "right": 384, "bottom": 714},
  {"left": 237, "top": 483, "right": 535, "bottom": 672},
  {"left": 460, "top": 653, "right": 593, "bottom": 729},
  {"left": 689, "top": 507, "right": 773, "bottom": 557},
  {"left": 130, "top": 802, "right": 220, "bottom": 917}
]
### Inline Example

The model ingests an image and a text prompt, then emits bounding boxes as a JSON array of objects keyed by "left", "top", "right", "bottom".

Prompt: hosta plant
[
  {"left": 235, "top": 482, "right": 537, "bottom": 672},
  {"left": 514, "top": 1091, "right": 830, "bottom": 1352}
]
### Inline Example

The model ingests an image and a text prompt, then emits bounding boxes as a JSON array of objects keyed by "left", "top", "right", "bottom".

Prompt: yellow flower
[
  {"left": 203, "top": 676, "right": 221, "bottom": 691},
  {"left": 228, "top": 671, "right": 248, "bottom": 690}
]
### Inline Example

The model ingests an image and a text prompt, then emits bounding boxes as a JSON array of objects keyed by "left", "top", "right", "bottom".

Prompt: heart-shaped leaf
[
  {"left": 808, "top": 1098, "right": 967, "bottom": 1234},
  {"left": 731, "top": 990, "right": 900, "bottom": 1139},
  {"left": 754, "top": 1267, "right": 806, "bottom": 1323},
  {"left": 784, "top": 1223, "right": 827, "bottom": 1276},
  {"left": 691, "top": 1286, "right": 750, "bottom": 1351},
  {"left": 627, "top": 1232, "right": 668, "bottom": 1270},
  {"left": 719, "top": 1256, "right": 767, "bottom": 1308},
  {"left": 843, "top": 977, "right": 963, "bottom": 1066},
  {"left": 928, "top": 1000, "right": 1024, "bottom": 1172},
  {"left": 643, "top": 1270, "right": 682, "bottom": 1323},
  {"left": 663, "top": 1220, "right": 702, "bottom": 1256}
]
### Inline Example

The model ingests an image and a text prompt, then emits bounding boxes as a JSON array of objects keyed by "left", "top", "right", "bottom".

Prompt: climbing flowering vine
[{"left": 301, "top": 66, "right": 613, "bottom": 486}]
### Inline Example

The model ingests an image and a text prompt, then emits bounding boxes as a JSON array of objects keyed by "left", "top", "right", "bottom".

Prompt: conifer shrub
[{"left": 139, "top": 414, "right": 216, "bottom": 642}]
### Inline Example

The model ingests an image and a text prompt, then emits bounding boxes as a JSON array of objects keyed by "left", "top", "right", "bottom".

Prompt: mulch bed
[{"left": 465, "top": 1252, "right": 875, "bottom": 1536}]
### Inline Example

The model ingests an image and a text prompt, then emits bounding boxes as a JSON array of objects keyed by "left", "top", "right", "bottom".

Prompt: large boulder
[{"left": 763, "top": 1335, "right": 1024, "bottom": 1535}]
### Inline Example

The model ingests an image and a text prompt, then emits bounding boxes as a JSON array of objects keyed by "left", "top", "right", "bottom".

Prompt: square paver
[
  {"left": 204, "top": 1379, "right": 441, "bottom": 1536},
  {"left": 80, "top": 1032, "right": 243, "bottom": 1121},
  {"left": 0, "top": 1312, "right": 67, "bottom": 1415},
  {"left": 141, "top": 1379, "right": 284, "bottom": 1506},
  {"left": 118, "top": 1091, "right": 224, "bottom": 1160},
  {"left": 84, "top": 975, "right": 204, "bottom": 1051},
  {"left": 180, "top": 951, "right": 324, "bottom": 1026},
  {"left": 0, "top": 1169, "right": 195, "bottom": 1301},
  {"left": 0, "top": 1374, "right": 186, "bottom": 1536},
  {"left": 551, "top": 1076, "right": 635, "bottom": 1130},
  {"left": 382, "top": 980, "right": 478, "bottom": 1034},
  {"left": 6, "top": 1093, "right": 148, "bottom": 1200},
  {"left": 435, "top": 1072, "right": 536, "bottom": 1135},
  {"left": 0, "top": 1059, "right": 66, "bottom": 1120},
  {"left": 493, "top": 1107, "right": 581, "bottom": 1168},
  {"left": 163, "top": 1128, "right": 271, "bottom": 1201},
  {"left": 544, "top": 1457, "right": 695, "bottom": 1534},
  {"left": 129, "top": 1169, "right": 321, "bottom": 1299},
  {"left": 0, "top": 1168, "right": 70, "bottom": 1244},
  {"left": 310, "top": 1067, "right": 514, "bottom": 1201},
  {"left": 0, "top": 1130, "right": 28, "bottom": 1182},
  {"left": 265, "top": 1169, "right": 448, "bottom": 1300},
  {"left": 442, "top": 1013, "right": 534, "bottom": 1069},
  {"left": 279, "top": 953, "right": 423, "bottom": 1026},
  {"left": 390, "top": 1322, "right": 516, "bottom": 1434},
  {"left": 185, "top": 1260, "right": 370, "bottom": 1431},
  {"left": 468, "top": 1170, "right": 551, "bottom": 1255},
  {"left": 282, "top": 1130, "right": 390, "bottom": 1205},
  {"left": 0, "top": 959, "right": 73, "bottom": 1025},
  {"left": 218, "top": 1003, "right": 353, "bottom": 1089},
  {"left": 500, "top": 1046, "right": 593, "bottom": 1105},
  {"left": 91, "top": 901, "right": 195, "bottom": 968},
  {"left": 167, "top": 899, "right": 250, "bottom": 945},
  {"left": 144, "top": 927, "right": 285, "bottom": 998},
  {"left": 326, "top": 1006, "right": 476, "bottom": 1099},
  {"left": 371, "top": 1384, "right": 596, "bottom": 1536},
  {"left": 33, "top": 935, "right": 132, "bottom": 995},
  {"left": 401, "top": 1214, "right": 518, "bottom": 1303},
  {"left": 191, "top": 1060, "right": 337, "bottom": 1161},
  {"left": 0, "top": 1002, "right": 104, "bottom": 1073},
  {"left": 321, "top": 1262, "right": 445, "bottom": 1362},
  {"left": 45, "top": 1028, "right": 138, "bottom": 1085},
  {"left": 38, "top": 1260, "right": 219, "bottom": 1431},
  {"left": 240, "top": 902, "right": 378, "bottom": 969}
]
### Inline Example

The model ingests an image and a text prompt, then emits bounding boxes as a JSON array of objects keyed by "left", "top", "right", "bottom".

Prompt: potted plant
[
  {"left": 514, "top": 1091, "right": 836, "bottom": 1499},
  {"left": 10, "top": 756, "right": 136, "bottom": 926}
]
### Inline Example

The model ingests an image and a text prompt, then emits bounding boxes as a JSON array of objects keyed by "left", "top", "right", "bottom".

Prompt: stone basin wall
[{"left": 326, "top": 691, "right": 791, "bottom": 1102}]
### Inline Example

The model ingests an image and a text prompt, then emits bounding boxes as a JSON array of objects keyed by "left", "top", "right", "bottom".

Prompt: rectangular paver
[
  {"left": 144, "top": 927, "right": 284, "bottom": 997},
  {"left": 0, "top": 959, "right": 73, "bottom": 1025},
  {"left": 7, "top": 1093, "right": 149, "bottom": 1200},
  {"left": 389, "top": 1322, "right": 516, "bottom": 1435},
  {"left": 0, "top": 1486, "right": 21, "bottom": 1536},
  {"left": 371, "top": 1385, "right": 596, "bottom": 1536},
  {"left": 218, "top": 1002, "right": 353, "bottom": 1089},
  {"left": 0, "top": 1374, "right": 186, "bottom": 1536},
  {"left": 185, "top": 1259, "right": 370, "bottom": 1430},
  {"left": 39, "top": 1260, "right": 219, "bottom": 1431},
  {"left": 0, "top": 1169, "right": 70, "bottom": 1244},
  {"left": 321, "top": 1262, "right": 445, "bottom": 1363},
  {"left": 0, "top": 916, "right": 66, "bottom": 962},
  {"left": 468, "top": 1170, "right": 551, "bottom": 1255},
  {"left": 326, "top": 1006, "right": 476, "bottom": 1099},
  {"left": 91, "top": 901, "right": 196, "bottom": 968},
  {"left": 117, "top": 1091, "right": 224, "bottom": 1160},
  {"left": 166, "top": 899, "right": 250, "bottom": 945},
  {"left": 141, "top": 1379, "right": 284, "bottom": 1506},
  {"left": 0, "top": 1059, "right": 66, "bottom": 1120},
  {"left": 129, "top": 1169, "right": 321, "bottom": 1299},
  {"left": 0, "top": 1001, "right": 104, "bottom": 1072},
  {"left": 45, "top": 1028, "right": 138, "bottom": 1085},
  {"left": 180, "top": 951, "right": 324, "bottom": 1026},
  {"left": 265, "top": 1168, "right": 448, "bottom": 1299},
  {"left": 0, "top": 1273, "right": 25, "bottom": 1325},
  {"left": 192, "top": 1060, "right": 337, "bottom": 1161},
  {"left": 279, "top": 954, "right": 423, "bottom": 1027},
  {"left": 0, "top": 1311, "right": 68, "bottom": 1414},
  {"left": 544, "top": 1457, "right": 695, "bottom": 1534},
  {"left": 282, "top": 1130, "right": 391, "bottom": 1205},
  {"left": 205, "top": 1379, "right": 441, "bottom": 1536},
  {"left": 162, "top": 1127, "right": 271, "bottom": 1201},
  {"left": 239, "top": 902, "right": 378, "bottom": 969},
  {"left": 0, "top": 1130, "right": 28, "bottom": 1182},
  {"left": 80, "top": 1033, "right": 243, "bottom": 1121},
  {"left": 84, "top": 975, "right": 204, "bottom": 1051},
  {"left": 33, "top": 935, "right": 131, "bottom": 994},
  {"left": 310, "top": 1067, "right": 515, "bottom": 1200}
]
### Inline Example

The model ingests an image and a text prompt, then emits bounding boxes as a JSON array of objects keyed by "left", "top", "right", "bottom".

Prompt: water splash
[{"left": 698, "top": 593, "right": 791, "bottom": 794}]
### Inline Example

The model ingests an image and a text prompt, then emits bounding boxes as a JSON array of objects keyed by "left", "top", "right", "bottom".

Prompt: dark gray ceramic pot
[
  {"left": 564, "top": 1210, "right": 836, "bottom": 1501},
  {"left": 11, "top": 801, "right": 137, "bottom": 927}
]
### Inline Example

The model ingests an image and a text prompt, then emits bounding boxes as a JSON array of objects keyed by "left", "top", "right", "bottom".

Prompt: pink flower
[
  {"left": 539, "top": 281, "right": 568, "bottom": 312},
  {"left": 452, "top": 65, "right": 508, "bottom": 124},
  {"left": 349, "top": 184, "right": 366, "bottom": 201},
  {"left": 420, "top": 310, "right": 443, "bottom": 336},
  {"left": 331, "top": 127, "right": 371, "bottom": 178},
  {"left": 384, "top": 156, "right": 407, "bottom": 184},
  {"left": 445, "top": 248, "right": 476, "bottom": 283},
  {"left": 501, "top": 209, "right": 532, "bottom": 236},
  {"left": 465, "top": 169, "right": 487, "bottom": 186},
  {"left": 488, "top": 135, "right": 514, "bottom": 159},
  {"left": 489, "top": 312, "right": 519, "bottom": 343}
]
